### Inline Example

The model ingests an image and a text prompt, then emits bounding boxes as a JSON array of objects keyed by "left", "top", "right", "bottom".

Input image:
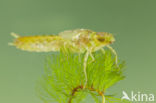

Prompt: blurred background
[{"left": 0, "top": 0, "right": 156, "bottom": 103}]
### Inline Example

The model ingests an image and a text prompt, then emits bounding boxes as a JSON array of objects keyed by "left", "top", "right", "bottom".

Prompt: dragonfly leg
[
  {"left": 83, "top": 51, "right": 89, "bottom": 88},
  {"left": 89, "top": 52, "right": 95, "bottom": 64},
  {"left": 106, "top": 45, "right": 118, "bottom": 65}
]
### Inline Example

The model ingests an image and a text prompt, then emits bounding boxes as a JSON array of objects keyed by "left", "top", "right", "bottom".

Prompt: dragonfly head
[{"left": 95, "top": 32, "right": 115, "bottom": 45}]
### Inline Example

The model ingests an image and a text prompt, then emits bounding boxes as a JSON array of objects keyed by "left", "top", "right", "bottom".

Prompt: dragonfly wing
[
  {"left": 58, "top": 30, "right": 77, "bottom": 40},
  {"left": 59, "top": 29, "right": 94, "bottom": 40}
]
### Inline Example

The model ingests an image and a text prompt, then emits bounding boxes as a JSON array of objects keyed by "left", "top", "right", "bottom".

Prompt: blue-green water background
[{"left": 0, "top": 0, "right": 156, "bottom": 103}]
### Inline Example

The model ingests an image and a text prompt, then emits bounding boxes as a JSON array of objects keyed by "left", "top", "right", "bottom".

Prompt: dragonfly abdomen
[{"left": 11, "top": 35, "right": 64, "bottom": 52}]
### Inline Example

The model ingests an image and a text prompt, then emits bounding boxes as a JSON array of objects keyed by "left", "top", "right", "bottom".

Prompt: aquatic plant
[{"left": 37, "top": 50, "right": 130, "bottom": 103}]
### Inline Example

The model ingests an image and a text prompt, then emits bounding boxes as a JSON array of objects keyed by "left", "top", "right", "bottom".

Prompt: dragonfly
[{"left": 9, "top": 29, "right": 118, "bottom": 88}]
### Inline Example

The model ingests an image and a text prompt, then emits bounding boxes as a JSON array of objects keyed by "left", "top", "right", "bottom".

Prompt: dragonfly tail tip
[{"left": 11, "top": 32, "right": 20, "bottom": 38}]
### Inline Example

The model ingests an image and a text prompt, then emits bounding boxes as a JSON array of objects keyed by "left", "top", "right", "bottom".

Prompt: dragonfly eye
[{"left": 97, "top": 38, "right": 105, "bottom": 42}]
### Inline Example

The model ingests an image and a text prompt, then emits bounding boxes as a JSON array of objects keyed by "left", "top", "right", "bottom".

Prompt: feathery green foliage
[{"left": 37, "top": 50, "right": 130, "bottom": 103}]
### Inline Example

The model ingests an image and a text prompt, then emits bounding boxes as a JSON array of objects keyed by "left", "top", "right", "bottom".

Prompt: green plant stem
[
  {"left": 68, "top": 86, "right": 83, "bottom": 103},
  {"left": 101, "top": 93, "right": 105, "bottom": 103},
  {"left": 68, "top": 85, "right": 105, "bottom": 103}
]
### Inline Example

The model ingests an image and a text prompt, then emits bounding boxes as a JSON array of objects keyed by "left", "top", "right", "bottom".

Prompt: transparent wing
[
  {"left": 58, "top": 29, "right": 93, "bottom": 40},
  {"left": 58, "top": 30, "right": 78, "bottom": 40}
]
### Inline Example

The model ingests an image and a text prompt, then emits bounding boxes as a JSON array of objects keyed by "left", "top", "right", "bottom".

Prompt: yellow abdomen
[{"left": 10, "top": 34, "right": 64, "bottom": 52}]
